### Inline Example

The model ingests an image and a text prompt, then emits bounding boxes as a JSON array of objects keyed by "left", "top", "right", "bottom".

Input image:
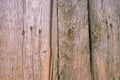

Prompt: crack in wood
[{"left": 87, "top": 0, "right": 94, "bottom": 80}]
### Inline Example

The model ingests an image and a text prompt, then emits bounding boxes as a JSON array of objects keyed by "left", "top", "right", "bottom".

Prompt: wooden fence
[{"left": 0, "top": 0, "right": 120, "bottom": 80}]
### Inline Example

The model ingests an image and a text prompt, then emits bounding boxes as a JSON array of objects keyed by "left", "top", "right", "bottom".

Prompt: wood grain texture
[
  {"left": 89, "top": 0, "right": 120, "bottom": 80},
  {"left": 58, "top": 0, "right": 91, "bottom": 80},
  {"left": 0, "top": 0, "right": 51, "bottom": 80},
  {"left": 1, "top": 0, "right": 120, "bottom": 80},
  {"left": 0, "top": 0, "right": 23, "bottom": 80},
  {"left": 23, "top": 0, "right": 51, "bottom": 80},
  {"left": 50, "top": 0, "right": 58, "bottom": 80}
]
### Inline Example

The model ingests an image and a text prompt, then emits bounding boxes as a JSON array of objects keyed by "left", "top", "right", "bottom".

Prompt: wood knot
[
  {"left": 69, "top": 27, "right": 74, "bottom": 32},
  {"left": 68, "top": 27, "right": 75, "bottom": 36}
]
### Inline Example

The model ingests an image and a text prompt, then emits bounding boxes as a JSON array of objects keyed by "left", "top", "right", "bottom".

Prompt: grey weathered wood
[
  {"left": 89, "top": 0, "right": 120, "bottom": 80},
  {"left": 58, "top": 0, "right": 91, "bottom": 80},
  {"left": 0, "top": 0, "right": 23, "bottom": 80}
]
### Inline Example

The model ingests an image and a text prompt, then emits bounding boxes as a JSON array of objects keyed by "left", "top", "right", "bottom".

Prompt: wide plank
[
  {"left": 22, "top": 0, "right": 51, "bottom": 80},
  {"left": 89, "top": 0, "right": 120, "bottom": 80},
  {"left": 0, "top": 0, "right": 23, "bottom": 80},
  {"left": 58, "top": 0, "right": 91, "bottom": 80}
]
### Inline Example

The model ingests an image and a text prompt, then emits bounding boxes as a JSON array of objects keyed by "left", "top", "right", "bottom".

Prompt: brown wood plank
[
  {"left": 0, "top": 0, "right": 51, "bottom": 80},
  {"left": 50, "top": 0, "right": 58, "bottom": 80},
  {"left": 89, "top": 0, "right": 120, "bottom": 80},
  {"left": 0, "top": 0, "right": 23, "bottom": 80},
  {"left": 22, "top": 0, "right": 51, "bottom": 80},
  {"left": 58, "top": 0, "right": 92, "bottom": 80}
]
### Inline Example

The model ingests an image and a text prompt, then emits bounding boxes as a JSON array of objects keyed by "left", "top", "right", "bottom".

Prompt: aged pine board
[
  {"left": 0, "top": 0, "right": 23, "bottom": 80},
  {"left": 89, "top": 0, "right": 120, "bottom": 80},
  {"left": 57, "top": 0, "right": 91, "bottom": 80}
]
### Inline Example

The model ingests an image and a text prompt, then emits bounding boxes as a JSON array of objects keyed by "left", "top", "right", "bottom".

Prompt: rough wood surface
[
  {"left": 1, "top": 0, "right": 120, "bottom": 80},
  {"left": 50, "top": 0, "right": 58, "bottom": 80},
  {"left": 0, "top": 0, "right": 23, "bottom": 80},
  {"left": 89, "top": 0, "right": 120, "bottom": 80},
  {"left": 0, "top": 0, "right": 51, "bottom": 80},
  {"left": 57, "top": 0, "right": 91, "bottom": 80},
  {"left": 23, "top": 0, "right": 51, "bottom": 80}
]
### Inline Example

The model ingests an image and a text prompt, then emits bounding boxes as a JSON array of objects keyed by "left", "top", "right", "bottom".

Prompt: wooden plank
[
  {"left": 0, "top": 0, "right": 51, "bottom": 80},
  {"left": 22, "top": 0, "right": 51, "bottom": 80},
  {"left": 50, "top": 0, "right": 58, "bottom": 80},
  {"left": 89, "top": 0, "right": 120, "bottom": 80},
  {"left": 58, "top": 0, "right": 92, "bottom": 80},
  {"left": 0, "top": 0, "right": 23, "bottom": 80}
]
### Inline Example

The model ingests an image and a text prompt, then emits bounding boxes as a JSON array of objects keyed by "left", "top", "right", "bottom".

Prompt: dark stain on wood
[
  {"left": 110, "top": 23, "right": 113, "bottom": 28},
  {"left": 106, "top": 21, "right": 108, "bottom": 25},
  {"left": 106, "top": 21, "right": 110, "bottom": 39},
  {"left": 107, "top": 34, "right": 110, "bottom": 39},
  {"left": 22, "top": 30, "right": 25, "bottom": 36},
  {"left": 39, "top": 29, "right": 41, "bottom": 34},
  {"left": 30, "top": 26, "right": 33, "bottom": 31},
  {"left": 68, "top": 27, "right": 75, "bottom": 38}
]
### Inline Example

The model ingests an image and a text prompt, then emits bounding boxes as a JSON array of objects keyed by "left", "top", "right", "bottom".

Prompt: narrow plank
[
  {"left": 50, "top": 0, "right": 58, "bottom": 80},
  {"left": 89, "top": 0, "right": 120, "bottom": 80},
  {"left": 22, "top": 0, "right": 51, "bottom": 80},
  {"left": 0, "top": 0, "right": 23, "bottom": 80},
  {"left": 58, "top": 0, "right": 91, "bottom": 80}
]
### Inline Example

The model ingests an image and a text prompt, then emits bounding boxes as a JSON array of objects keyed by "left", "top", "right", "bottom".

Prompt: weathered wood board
[
  {"left": 0, "top": 0, "right": 51, "bottom": 80},
  {"left": 0, "top": 0, "right": 23, "bottom": 80},
  {"left": 89, "top": 0, "right": 120, "bottom": 80},
  {"left": 57, "top": 0, "right": 91, "bottom": 80},
  {"left": 23, "top": 0, "right": 51, "bottom": 80},
  {"left": 0, "top": 0, "right": 120, "bottom": 80}
]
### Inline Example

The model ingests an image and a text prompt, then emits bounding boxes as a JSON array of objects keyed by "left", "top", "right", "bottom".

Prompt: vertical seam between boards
[
  {"left": 49, "top": 0, "right": 53, "bottom": 79},
  {"left": 87, "top": 0, "right": 94, "bottom": 80},
  {"left": 57, "top": 0, "right": 60, "bottom": 80}
]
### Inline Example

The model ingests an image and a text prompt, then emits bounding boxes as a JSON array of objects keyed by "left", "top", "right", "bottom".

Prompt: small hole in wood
[
  {"left": 30, "top": 26, "right": 33, "bottom": 31},
  {"left": 39, "top": 29, "right": 41, "bottom": 34},
  {"left": 110, "top": 24, "right": 112, "bottom": 28},
  {"left": 22, "top": 30, "right": 25, "bottom": 35},
  {"left": 106, "top": 21, "right": 108, "bottom": 25}
]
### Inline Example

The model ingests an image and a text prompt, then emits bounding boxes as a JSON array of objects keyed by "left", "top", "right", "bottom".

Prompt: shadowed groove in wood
[
  {"left": 49, "top": 0, "right": 53, "bottom": 79},
  {"left": 87, "top": 0, "right": 94, "bottom": 79},
  {"left": 57, "top": 0, "right": 60, "bottom": 80}
]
